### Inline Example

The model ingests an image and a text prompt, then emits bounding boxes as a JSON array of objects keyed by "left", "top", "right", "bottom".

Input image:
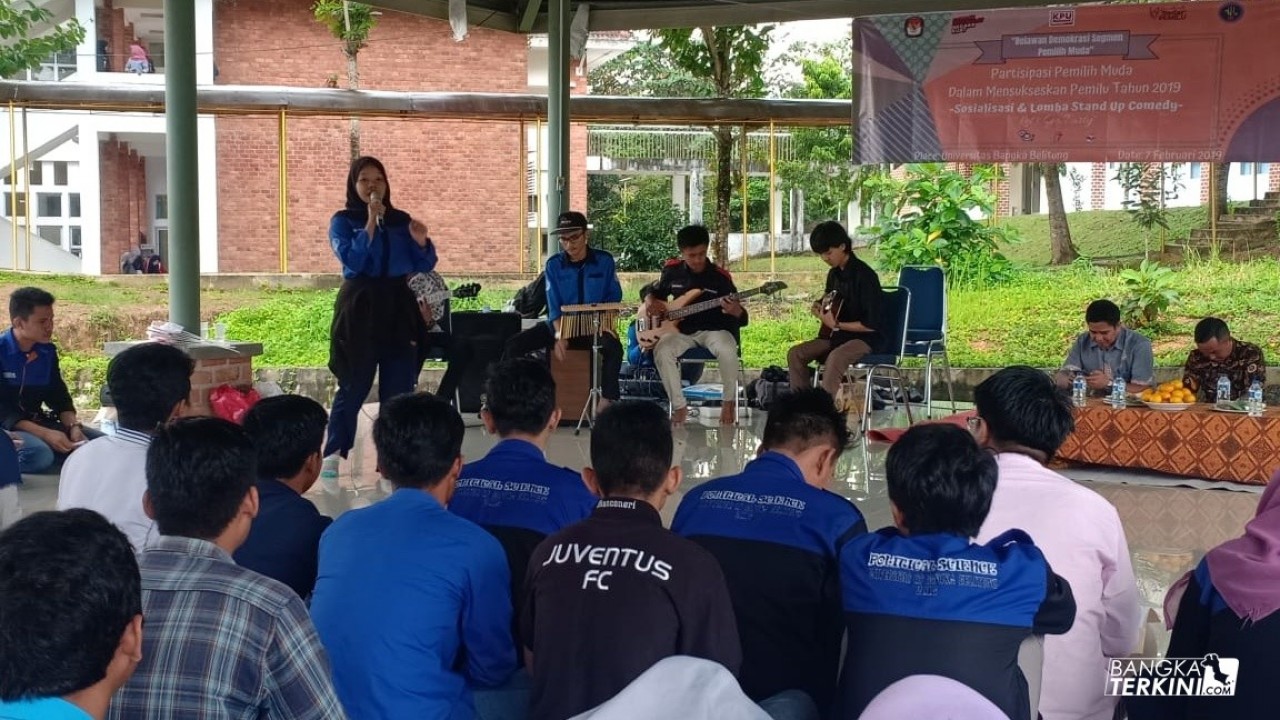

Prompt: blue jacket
[
  {"left": 453, "top": 439, "right": 598, "bottom": 607},
  {"left": 329, "top": 213, "right": 437, "bottom": 280},
  {"left": 311, "top": 489, "right": 516, "bottom": 720},
  {"left": 837, "top": 528, "right": 1076, "bottom": 720},
  {"left": 672, "top": 452, "right": 866, "bottom": 707},
  {"left": 233, "top": 478, "right": 332, "bottom": 599},
  {"left": 544, "top": 248, "right": 623, "bottom": 325},
  {"left": 0, "top": 329, "right": 74, "bottom": 430}
]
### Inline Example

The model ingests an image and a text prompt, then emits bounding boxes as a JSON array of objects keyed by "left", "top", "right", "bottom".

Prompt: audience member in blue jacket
[
  {"left": 452, "top": 358, "right": 597, "bottom": 605},
  {"left": 503, "top": 211, "right": 624, "bottom": 408},
  {"left": 836, "top": 424, "right": 1076, "bottom": 720},
  {"left": 0, "top": 287, "right": 100, "bottom": 474},
  {"left": 673, "top": 389, "right": 867, "bottom": 716},
  {"left": 311, "top": 393, "right": 517, "bottom": 720},
  {"left": 233, "top": 395, "right": 332, "bottom": 601},
  {"left": 322, "top": 156, "right": 437, "bottom": 484}
]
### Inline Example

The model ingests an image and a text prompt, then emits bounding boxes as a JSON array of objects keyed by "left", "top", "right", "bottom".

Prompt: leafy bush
[
  {"left": 588, "top": 175, "right": 685, "bottom": 272},
  {"left": 867, "top": 164, "right": 1018, "bottom": 287},
  {"left": 1119, "top": 260, "right": 1180, "bottom": 328}
]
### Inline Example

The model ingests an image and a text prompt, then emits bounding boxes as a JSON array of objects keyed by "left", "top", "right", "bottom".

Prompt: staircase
[{"left": 1178, "top": 191, "right": 1280, "bottom": 260}]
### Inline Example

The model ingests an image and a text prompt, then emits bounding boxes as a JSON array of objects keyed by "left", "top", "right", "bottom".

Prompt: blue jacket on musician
[
  {"left": 452, "top": 438, "right": 599, "bottom": 603},
  {"left": 672, "top": 452, "right": 867, "bottom": 710},
  {"left": 835, "top": 528, "right": 1076, "bottom": 720},
  {"left": 544, "top": 248, "right": 623, "bottom": 325}
]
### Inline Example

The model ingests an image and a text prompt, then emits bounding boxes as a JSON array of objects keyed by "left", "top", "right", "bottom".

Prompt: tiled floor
[{"left": 17, "top": 403, "right": 1263, "bottom": 653}]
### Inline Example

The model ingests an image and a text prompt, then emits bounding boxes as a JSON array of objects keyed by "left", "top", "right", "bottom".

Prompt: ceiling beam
[
  {"left": 0, "top": 80, "right": 851, "bottom": 126},
  {"left": 518, "top": 0, "right": 543, "bottom": 32},
  {"left": 370, "top": 0, "right": 519, "bottom": 31}
]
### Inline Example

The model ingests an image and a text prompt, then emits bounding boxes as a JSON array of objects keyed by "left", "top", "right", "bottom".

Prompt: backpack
[{"left": 512, "top": 271, "right": 547, "bottom": 319}]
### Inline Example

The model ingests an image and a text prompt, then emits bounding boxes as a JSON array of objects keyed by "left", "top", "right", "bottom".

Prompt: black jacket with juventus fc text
[{"left": 519, "top": 498, "right": 742, "bottom": 720}]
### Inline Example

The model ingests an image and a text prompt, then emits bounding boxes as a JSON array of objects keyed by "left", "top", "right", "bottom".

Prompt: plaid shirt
[
  {"left": 1182, "top": 339, "right": 1266, "bottom": 402},
  {"left": 107, "top": 536, "right": 347, "bottom": 720}
]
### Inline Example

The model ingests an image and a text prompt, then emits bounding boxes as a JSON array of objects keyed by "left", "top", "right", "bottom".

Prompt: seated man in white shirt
[
  {"left": 971, "top": 366, "right": 1141, "bottom": 720},
  {"left": 57, "top": 343, "right": 194, "bottom": 552}
]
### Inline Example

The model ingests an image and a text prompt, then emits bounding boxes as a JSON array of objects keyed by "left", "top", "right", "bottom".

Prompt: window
[
  {"left": 155, "top": 194, "right": 168, "bottom": 220},
  {"left": 1189, "top": 163, "right": 1202, "bottom": 179},
  {"left": 26, "top": 163, "right": 42, "bottom": 186},
  {"left": 69, "top": 193, "right": 80, "bottom": 217},
  {"left": 1259, "top": 163, "right": 1271, "bottom": 175},
  {"left": 1240, "top": 163, "right": 1253, "bottom": 175},
  {"left": 36, "top": 226, "right": 61, "bottom": 245},
  {"left": 2, "top": 193, "right": 27, "bottom": 216},
  {"left": 36, "top": 193, "right": 61, "bottom": 217},
  {"left": 53, "top": 162, "right": 68, "bottom": 186},
  {"left": 69, "top": 227, "right": 82, "bottom": 257}
]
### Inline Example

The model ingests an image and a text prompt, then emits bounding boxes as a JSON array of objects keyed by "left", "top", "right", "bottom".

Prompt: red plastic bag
[{"left": 209, "top": 384, "right": 261, "bottom": 424}]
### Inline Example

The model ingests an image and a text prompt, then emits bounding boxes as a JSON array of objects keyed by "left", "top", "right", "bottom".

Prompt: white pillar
[
  {"left": 689, "top": 165, "right": 704, "bottom": 224},
  {"left": 74, "top": 0, "right": 97, "bottom": 78},
  {"left": 195, "top": 0, "right": 216, "bottom": 84},
  {"left": 672, "top": 172, "right": 686, "bottom": 212},
  {"left": 79, "top": 126, "right": 103, "bottom": 276}
]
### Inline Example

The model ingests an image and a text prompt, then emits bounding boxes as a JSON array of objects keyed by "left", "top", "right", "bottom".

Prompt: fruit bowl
[{"left": 1142, "top": 401, "right": 1196, "bottom": 412}]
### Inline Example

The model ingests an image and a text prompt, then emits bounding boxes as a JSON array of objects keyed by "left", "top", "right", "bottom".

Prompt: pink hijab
[{"left": 1167, "top": 470, "right": 1280, "bottom": 625}]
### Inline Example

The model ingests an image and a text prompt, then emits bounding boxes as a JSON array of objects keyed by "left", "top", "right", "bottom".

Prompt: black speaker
[{"left": 449, "top": 312, "right": 523, "bottom": 412}]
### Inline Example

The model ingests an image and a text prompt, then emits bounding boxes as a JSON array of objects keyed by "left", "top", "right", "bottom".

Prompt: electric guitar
[
  {"left": 636, "top": 281, "right": 787, "bottom": 349},
  {"left": 815, "top": 291, "right": 843, "bottom": 339},
  {"left": 408, "top": 271, "right": 481, "bottom": 328}
]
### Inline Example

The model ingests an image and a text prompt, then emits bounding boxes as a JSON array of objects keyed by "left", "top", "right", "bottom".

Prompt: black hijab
[{"left": 341, "top": 156, "right": 411, "bottom": 227}]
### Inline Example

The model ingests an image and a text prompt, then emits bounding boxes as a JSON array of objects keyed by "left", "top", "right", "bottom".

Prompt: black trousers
[
  {"left": 417, "top": 332, "right": 474, "bottom": 402},
  {"left": 503, "top": 322, "right": 623, "bottom": 401}
]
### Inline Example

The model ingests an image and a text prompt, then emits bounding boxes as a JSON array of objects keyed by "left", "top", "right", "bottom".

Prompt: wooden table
[{"left": 1057, "top": 400, "right": 1280, "bottom": 486}]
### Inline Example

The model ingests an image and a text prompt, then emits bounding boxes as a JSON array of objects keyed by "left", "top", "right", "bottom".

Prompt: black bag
[{"left": 512, "top": 271, "right": 547, "bottom": 319}]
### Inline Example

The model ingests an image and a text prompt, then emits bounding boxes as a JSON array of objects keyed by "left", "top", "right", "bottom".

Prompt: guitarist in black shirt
[
  {"left": 640, "top": 225, "right": 747, "bottom": 426},
  {"left": 787, "top": 221, "right": 883, "bottom": 403}
]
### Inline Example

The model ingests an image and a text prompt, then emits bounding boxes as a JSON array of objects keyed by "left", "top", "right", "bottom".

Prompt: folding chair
[
  {"left": 898, "top": 266, "right": 956, "bottom": 418},
  {"left": 817, "top": 286, "right": 915, "bottom": 435}
]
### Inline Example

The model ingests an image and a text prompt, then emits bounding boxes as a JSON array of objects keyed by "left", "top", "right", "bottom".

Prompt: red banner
[{"left": 855, "top": 2, "right": 1280, "bottom": 163}]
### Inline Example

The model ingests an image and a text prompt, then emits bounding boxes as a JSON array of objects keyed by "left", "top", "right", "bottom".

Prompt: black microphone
[{"left": 370, "top": 192, "right": 384, "bottom": 230}]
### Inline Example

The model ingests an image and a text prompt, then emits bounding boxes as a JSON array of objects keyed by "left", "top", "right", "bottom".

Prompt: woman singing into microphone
[{"left": 322, "top": 156, "right": 436, "bottom": 483}]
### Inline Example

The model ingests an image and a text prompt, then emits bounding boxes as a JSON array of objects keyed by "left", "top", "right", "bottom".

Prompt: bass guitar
[{"left": 636, "top": 281, "right": 787, "bottom": 349}]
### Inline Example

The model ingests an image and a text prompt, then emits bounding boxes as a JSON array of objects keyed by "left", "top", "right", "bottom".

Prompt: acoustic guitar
[
  {"left": 636, "top": 281, "right": 787, "bottom": 349},
  {"left": 815, "top": 291, "right": 843, "bottom": 339}
]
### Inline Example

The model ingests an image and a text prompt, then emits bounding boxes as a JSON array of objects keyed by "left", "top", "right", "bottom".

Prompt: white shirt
[
  {"left": 57, "top": 428, "right": 155, "bottom": 552},
  {"left": 569, "top": 656, "right": 768, "bottom": 720},
  {"left": 976, "top": 452, "right": 1142, "bottom": 720}
]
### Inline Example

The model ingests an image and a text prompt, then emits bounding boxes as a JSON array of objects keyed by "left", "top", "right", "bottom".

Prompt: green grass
[{"left": 997, "top": 207, "right": 1207, "bottom": 265}]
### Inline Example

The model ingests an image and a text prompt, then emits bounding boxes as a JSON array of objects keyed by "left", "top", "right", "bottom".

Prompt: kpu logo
[
  {"left": 1106, "top": 654, "right": 1238, "bottom": 697},
  {"left": 1050, "top": 9, "right": 1076, "bottom": 26},
  {"left": 904, "top": 16, "right": 924, "bottom": 38}
]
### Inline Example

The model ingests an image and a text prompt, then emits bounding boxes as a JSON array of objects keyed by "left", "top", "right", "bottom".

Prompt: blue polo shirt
[
  {"left": 0, "top": 697, "right": 91, "bottom": 719},
  {"left": 233, "top": 478, "right": 332, "bottom": 599},
  {"left": 452, "top": 439, "right": 598, "bottom": 603},
  {"left": 311, "top": 488, "right": 516, "bottom": 720},
  {"left": 672, "top": 452, "right": 867, "bottom": 708}
]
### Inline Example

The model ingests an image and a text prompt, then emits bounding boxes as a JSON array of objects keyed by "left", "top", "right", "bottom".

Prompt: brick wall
[
  {"left": 1090, "top": 162, "right": 1106, "bottom": 210},
  {"left": 97, "top": 0, "right": 137, "bottom": 73},
  {"left": 98, "top": 138, "right": 147, "bottom": 274},
  {"left": 188, "top": 356, "right": 254, "bottom": 417},
  {"left": 209, "top": 0, "right": 554, "bottom": 274}
]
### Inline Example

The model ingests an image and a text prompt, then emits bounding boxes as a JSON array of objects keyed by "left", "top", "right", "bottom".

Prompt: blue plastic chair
[
  {"left": 818, "top": 286, "right": 915, "bottom": 435},
  {"left": 897, "top": 266, "right": 956, "bottom": 418}
]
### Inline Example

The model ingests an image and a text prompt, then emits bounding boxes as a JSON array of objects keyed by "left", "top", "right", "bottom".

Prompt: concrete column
[
  {"left": 546, "top": 0, "right": 571, "bottom": 220},
  {"left": 74, "top": 0, "right": 97, "bottom": 78},
  {"left": 672, "top": 172, "right": 686, "bottom": 212},
  {"left": 165, "top": 0, "right": 199, "bottom": 331},
  {"left": 689, "top": 163, "right": 704, "bottom": 224}
]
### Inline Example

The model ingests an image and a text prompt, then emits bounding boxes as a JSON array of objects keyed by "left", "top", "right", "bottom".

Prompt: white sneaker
[{"left": 320, "top": 455, "right": 341, "bottom": 495}]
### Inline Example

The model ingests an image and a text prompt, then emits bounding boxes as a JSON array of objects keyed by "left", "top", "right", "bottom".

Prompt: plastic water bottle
[
  {"left": 1110, "top": 375, "right": 1126, "bottom": 408},
  {"left": 1071, "top": 373, "right": 1087, "bottom": 407},
  {"left": 1248, "top": 380, "right": 1265, "bottom": 417},
  {"left": 1216, "top": 375, "right": 1233, "bottom": 406}
]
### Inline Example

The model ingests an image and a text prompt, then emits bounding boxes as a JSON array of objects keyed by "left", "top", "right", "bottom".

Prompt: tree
[
  {"left": 312, "top": 0, "right": 378, "bottom": 160},
  {"left": 653, "top": 27, "right": 773, "bottom": 263},
  {"left": 588, "top": 175, "right": 684, "bottom": 272},
  {"left": 0, "top": 1, "right": 85, "bottom": 78},
  {"left": 1040, "top": 164, "right": 1079, "bottom": 264}
]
